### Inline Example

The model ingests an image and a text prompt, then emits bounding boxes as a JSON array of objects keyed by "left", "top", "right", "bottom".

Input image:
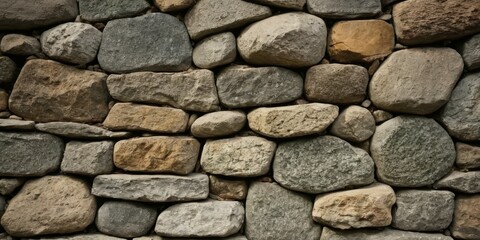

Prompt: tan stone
[
  {"left": 8, "top": 59, "right": 109, "bottom": 123},
  {"left": 191, "top": 111, "right": 246, "bottom": 138},
  {"left": 114, "top": 136, "right": 200, "bottom": 175},
  {"left": 328, "top": 20, "right": 394, "bottom": 63},
  {"left": 1, "top": 176, "right": 96, "bottom": 237},
  {"left": 451, "top": 195, "right": 480, "bottom": 240},
  {"left": 209, "top": 175, "right": 248, "bottom": 200},
  {"left": 0, "top": 90, "right": 7, "bottom": 111},
  {"left": 330, "top": 106, "right": 376, "bottom": 142},
  {"left": 103, "top": 103, "right": 188, "bottom": 133},
  {"left": 154, "top": 0, "right": 195, "bottom": 12},
  {"left": 456, "top": 143, "right": 480, "bottom": 170},
  {"left": 247, "top": 103, "right": 338, "bottom": 138},
  {"left": 312, "top": 183, "right": 396, "bottom": 229}
]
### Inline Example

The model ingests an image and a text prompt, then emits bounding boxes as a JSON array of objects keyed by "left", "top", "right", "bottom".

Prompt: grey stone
[
  {"left": 0, "top": 56, "right": 18, "bottom": 84},
  {"left": 193, "top": 32, "right": 236, "bottom": 69},
  {"left": 201, "top": 136, "right": 276, "bottom": 177},
  {"left": 191, "top": 111, "right": 246, "bottom": 138},
  {"left": 457, "top": 33, "right": 480, "bottom": 70},
  {"left": 0, "top": 178, "right": 24, "bottom": 195},
  {"left": 247, "top": 103, "right": 339, "bottom": 138},
  {"left": 307, "top": 0, "right": 381, "bottom": 19},
  {"left": 0, "top": 0, "right": 78, "bottom": 30},
  {"left": 61, "top": 141, "right": 114, "bottom": 176},
  {"left": 155, "top": 201, "right": 244, "bottom": 238},
  {"left": 216, "top": 65, "right": 303, "bottom": 108},
  {"left": 392, "top": 190, "right": 455, "bottom": 231},
  {"left": 0, "top": 119, "right": 35, "bottom": 130},
  {"left": 371, "top": 116, "right": 455, "bottom": 187},
  {"left": 273, "top": 135, "right": 374, "bottom": 194},
  {"left": 434, "top": 171, "right": 480, "bottom": 193},
  {"left": 0, "top": 34, "right": 41, "bottom": 56},
  {"left": 79, "top": 0, "right": 150, "bottom": 22},
  {"left": 98, "top": 13, "right": 192, "bottom": 73},
  {"left": 96, "top": 201, "right": 157, "bottom": 238},
  {"left": 320, "top": 227, "right": 454, "bottom": 240},
  {"left": 41, "top": 22, "right": 102, "bottom": 65},
  {"left": 439, "top": 72, "right": 480, "bottom": 141},
  {"left": 456, "top": 143, "right": 480, "bottom": 169},
  {"left": 92, "top": 174, "right": 209, "bottom": 202},
  {"left": 42, "top": 234, "right": 125, "bottom": 240},
  {"left": 0, "top": 132, "right": 64, "bottom": 177},
  {"left": 330, "top": 106, "right": 376, "bottom": 142},
  {"left": 107, "top": 70, "right": 219, "bottom": 112},
  {"left": 246, "top": 182, "right": 321, "bottom": 240},
  {"left": 35, "top": 122, "right": 131, "bottom": 139},
  {"left": 370, "top": 48, "right": 463, "bottom": 115},
  {"left": 249, "top": 0, "right": 305, "bottom": 10},
  {"left": 185, "top": 0, "right": 272, "bottom": 40},
  {"left": 237, "top": 12, "right": 327, "bottom": 68},
  {"left": 305, "top": 63, "right": 369, "bottom": 104}
]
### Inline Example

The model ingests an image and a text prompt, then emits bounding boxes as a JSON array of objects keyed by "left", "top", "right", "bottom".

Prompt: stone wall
[{"left": 0, "top": 0, "right": 479, "bottom": 239}]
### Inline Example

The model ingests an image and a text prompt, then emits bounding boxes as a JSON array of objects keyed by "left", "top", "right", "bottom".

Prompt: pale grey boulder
[
  {"left": 320, "top": 227, "right": 454, "bottom": 240},
  {"left": 192, "top": 32, "right": 237, "bottom": 69},
  {"left": 371, "top": 116, "right": 455, "bottom": 187},
  {"left": 307, "top": 0, "right": 381, "bottom": 19},
  {"left": 191, "top": 111, "right": 246, "bottom": 138},
  {"left": 98, "top": 13, "right": 192, "bottom": 73},
  {"left": 0, "top": 34, "right": 41, "bottom": 56},
  {"left": 434, "top": 171, "right": 480, "bottom": 193},
  {"left": 61, "top": 141, "right": 114, "bottom": 176},
  {"left": 79, "top": 0, "right": 150, "bottom": 22},
  {"left": 457, "top": 33, "right": 480, "bottom": 70}
]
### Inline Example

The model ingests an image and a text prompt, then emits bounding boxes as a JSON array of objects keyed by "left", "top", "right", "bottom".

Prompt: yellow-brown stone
[
  {"left": 209, "top": 175, "right": 248, "bottom": 200},
  {"left": 451, "top": 195, "right": 480, "bottom": 239},
  {"left": 0, "top": 90, "right": 7, "bottom": 111},
  {"left": 154, "top": 0, "right": 195, "bottom": 12}
]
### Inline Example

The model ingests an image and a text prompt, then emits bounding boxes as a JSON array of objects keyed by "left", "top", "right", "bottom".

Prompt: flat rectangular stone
[{"left": 92, "top": 174, "right": 209, "bottom": 202}]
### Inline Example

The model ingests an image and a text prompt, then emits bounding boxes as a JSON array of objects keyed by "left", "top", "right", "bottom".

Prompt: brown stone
[
  {"left": 154, "top": 0, "right": 195, "bottom": 12},
  {"left": 328, "top": 20, "right": 394, "bottom": 63},
  {"left": 114, "top": 136, "right": 200, "bottom": 175},
  {"left": 1, "top": 176, "right": 96, "bottom": 237},
  {"left": 191, "top": 111, "right": 246, "bottom": 138},
  {"left": 209, "top": 175, "right": 248, "bottom": 200},
  {"left": 0, "top": 90, "right": 7, "bottom": 111},
  {"left": 330, "top": 106, "right": 376, "bottom": 142},
  {"left": 451, "top": 195, "right": 480, "bottom": 240},
  {"left": 9, "top": 60, "right": 109, "bottom": 123},
  {"left": 312, "top": 183, "right": 396, "bottom": 229},
  {"left": 103, "top": 103, "right": 188, "bottom": 133},
  {"left": 456, "top": 143, "right": 480, "bottom": 170},
  {"left": 393, "top": 0, "right": 480, "bottom": 45}
]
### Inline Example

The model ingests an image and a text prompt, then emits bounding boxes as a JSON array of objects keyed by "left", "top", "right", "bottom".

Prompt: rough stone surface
[
  {"left": 61, "top": 141, "right": 114, "bottom": 176},
  {"left": 104, "top": 103, "right": 189, "bottom": 133},
  {"left": 107, "top": 70, "right": 219, "bottom": 112},
  {"left": 371, "top": 116, "right": 455, "bottom": 187},
  {"left": 393, "top": 0, "right": 480, "bottom": 45},
  {"left": 330, "top": 106, "right": 376, "bottom": 142},
  {"left": 35, "top": 122, "right": 131, "bottom": 139},
  {"left": 456, "top": 143, "right": 480, "bottom": 169},
  {"left": 451, "top": 195, "right": 480, "bottom": 240},
  {"left": 434, "top": 171, "right": 480, "bottom": 194},
  {"left": 0, "top": 0, "right": 78, "bottom": 30},
  {"left": 0, "top": 90, "right": 7, "bottom": 111},
  {"left": 1, "top": 176, "right": 96, "bottom": 237},
  {"left": 96, "top": 201, "right": 157, "bottom": 238},
  {"left": 154, "top": 0, "right": 195, "bottom": 12},
  {"left": 216, "top": 66, "right": 303, "bottom": 108},
  {"left": 328, "top": 20, "right": 394, "bottom": 63},
  {"left": 457, "top": 33, "right": 480, "bottom": 70},
  {"left": 274, "top": 135, "right": 374, "bottom": 194},
  {"left": 237, "top": 12, "right": 327, "bottom": 68},
  {"left": 98, "top": 13, "right": 192, "bottom": 73},
  {"left": 9, "top": 60, "right": 109, "bottom": 123},
  {"left": 313, "top": 183, "right": 395, "bottom": 229},
  {"left": 370, "top": 48, "right": 463, "bottom": 115},
  {"left": 246, "top": 182, "right": 321, "bottom": 240},
  {"left": 305, "top": 64, "right": 369, "bottom": 104},
  {"left": 373, "top": 110, "right": 393, "bottom": 123},
  {"left": 193, "top": 32, "right": 237, "bottom": 69},
  {"left": 191, "top": 111, "right": 246, "bottom": 138},
  {"left": 209, "top": 175, "right": 247, "bottom": 200},
  {"left": 250, "top": 0, "right": 305, "bottom": 10},
  {"left": 92, "top": 174, "right": 209, "bottom": 202},
  {"left": 0, "top": 56, "right": 18, "bottom": 84},
  {"left": 320, "top": 227, "right": 454, "bottom": 240},
  {"left": 0, "top": 34, "right": 41, "bottom": 55},
  {"left": 0, "top": 119, "right": 35, "bottom": 130},
  {"left": 439, "top": 72, "right": 480, "bottom": 141},
  {"left": 247, "top": 103, "right": 339, "bottom": 138},
  {"left": 0, "top": 178, "right": 24, "bottom": 195},
  {"left": 185, "top": 0, "right": 272, "bottom": 40},
  {"left": 0, "top": 132, "right": 64, "bottom": 177},
  {"left": 114, "top": 136, "right": 200, "bottom": 175},
  {"left": 43, "top": 234, "right": 125, "bottom": 240},
  {"left": 40, "top": 23, "right": 102, "bottom": 65},
  {"left": 79, "top": 0, "right": 149, "bottom": 22},
  {"left": 201, "top": 136, "right": 276, "bottom": 177},
  {"left": 307, "top": 0, "right": 381, "bottom": 19},
  {"left": 392, "top": 190, "right": 455, "bottom": 231},
  {"left": 155, "top": 201, "right": 244, "bottom": 238}
]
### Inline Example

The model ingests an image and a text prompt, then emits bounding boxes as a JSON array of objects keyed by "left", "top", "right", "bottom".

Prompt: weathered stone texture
[
  {"left": 154, "top": 0, "right": 195, "bottom": 12},
  {"left": 434, "top": 171, "right": 480, "bottom": 194},
  {"left": 0, "top": 34, "right": 41, "bottom": 56},
  {"left": 209, "top": 175, "right": 248, "bottom": 200},
  {"left": 193, "top": 32, "right": 237, "bottom": 69},
  {"left": 451, "top": 195, "right": 480, "bottom": 240},
  {"left": 79, "top": 0, "right": 150, "bottom": 22},
  {"left": 250, "top": 0, "right": 305, "bottom": 10},
  {"left": 61, "top": 141, "right": 114, "bottom": 176},
  {"left": 320, "top": 227, "right": 454, "bottom": 240},
  {"left": 307, "top": 0, "right": 381, "bottom": 19},
  {"left": 456, "top": 143, "right": 480, "bottom": 169},
  {"left": 330, "top": 106, "right": 376, "bottom": 142},
  {"left": 35, "top": 122, "right": 131, "bottom": 139},
  {"left": 191, "top": 111, "right": 246, "bottom": 138}
]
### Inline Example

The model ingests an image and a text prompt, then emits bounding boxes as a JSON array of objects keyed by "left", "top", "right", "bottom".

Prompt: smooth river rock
[
  {"left": 307, "top": 0, "right": 381, "bottom": 19},
  {"left": 191, "top": 111, "right": 246, "bottom": 138}
]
